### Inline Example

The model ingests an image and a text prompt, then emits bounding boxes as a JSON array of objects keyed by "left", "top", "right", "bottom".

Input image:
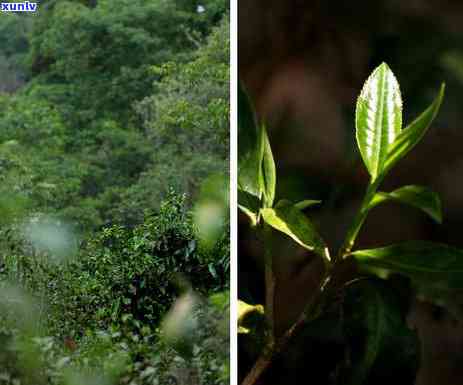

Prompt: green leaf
[
  {"left": 261, "top": 125, "right": 276, "bottom": 208},
  {"left": 295, "top": 199, "right": 322, "bottom": 210},
  {"left": 238, "top": 300, "right": 264, "bottom": 334},
  {"left": 356, "top": 63, "right": 402, "bottom": 181},
  {"left": 344, "top": 280, "right": 416, "bottom": 385},
  {"left": 261, "top": 202, "right": 326, "bottom": 258},
  {"left": 351, "top": 241, "right": 463, "bottom": 289},
  {"left": 238, "top": 83, "right": 277, "bottom": 217},
  {"left": 238, "top": 82, "right": 263, "bottom": 199},
  {"left": 384, "top": 84, "right": 445, "bottom": 174},
  {"left": 346, "top": 281, "right": 388, "bottom": 384},
  {"left": 238, "top": 190, "right": 261, "bottom": 226},
  {"left": 276, "top": 199, "right": 321, "bottom": 210},
  {"left": 369, "top": 185, "right": 442, "bottom": 223}
]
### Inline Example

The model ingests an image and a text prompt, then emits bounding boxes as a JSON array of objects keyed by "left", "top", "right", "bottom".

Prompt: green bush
[
  {"left": 0, "top": 192, "right": 229, "bottom": 384},
  {"left": 24, "top": 193, "right": 226, "bottom": 336}
]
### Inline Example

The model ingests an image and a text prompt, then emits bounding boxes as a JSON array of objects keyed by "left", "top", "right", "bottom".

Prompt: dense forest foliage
[{"left": 0, "top": 1, "right": 229, "bottom": 384}]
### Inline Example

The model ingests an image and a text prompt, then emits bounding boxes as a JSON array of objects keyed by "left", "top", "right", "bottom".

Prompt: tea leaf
[
  {"left": 344, "top": 280, "right": 414, "bottom": 385},
  {"left": 275, "top": 199, "right": 321, "bottom": 210},
  {"left": 384, "top": 84, "right": 445, "bottom": 174},
  {"left": 351, "top": 241, "right": 463, "bottom": 289},
  {"left": 238, "top": 190, "right": 260, "bottom": 226},
  {"left": 370, "top": 185, "right": 442, "bottom": 223},
  {"left": 295, "top": 199, "right": 322, "bottom": 210},
  {"left": 261, "top": 125, "right": 276, "bottom": 208},
  {"left": 356, "top": 63, "right": 402, "bottom": 181},
  {"left": 261, "top": 202, "right": 326, "bottom": 257},
  {"left": 346, "top": 282, "right": 387, "bottom": 384},
  {"left": 238, "top": 300, "right": 264, "bottom": 334},
  {"left": 238, "top": 83, "right": 263, "bottom": 200},
  {"left": 238, "top": 84, "right": 276, "bottom": 217}
]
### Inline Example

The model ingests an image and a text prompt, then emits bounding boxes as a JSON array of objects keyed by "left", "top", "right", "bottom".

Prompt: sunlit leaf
[
  {"left": 238, "top": 300, "right": 264, "bottom": 334},
  {"left": 384, "top": 84, "right": 445, "bottom": 174},
  {"left": 261, "top": 125, "right": 276, "bottom": 208},
  {"left": 351, "top": 241, "right": 463, "bottom": 289},
  {"left": 238, "top": 83, "right": 277, "bottom": 219},
  {"left": 356, "top": 63, "right": 402, "bottom": 181},
  {"left": 369, "top": 185, "right": 442, "bottom": 223},
  {"left": 238, "top": 82, "right": 263, "bottom": 200},
  {"left": 261, "top": 202, "right": 326, "bottom": 257}
]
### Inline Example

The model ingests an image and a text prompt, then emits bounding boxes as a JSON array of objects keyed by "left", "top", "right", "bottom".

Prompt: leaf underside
[
  {"left": 384, "top": 83, "right": 445, "bottom": 174},
  {"left": 261, "top": 202, "right": 326, "bottom": 257},
  {"left": 370, "top": 185, "right": 442, "bottom": 223},
  {"left": 351, "top": 241, "right": 463, "bottom": 289}
]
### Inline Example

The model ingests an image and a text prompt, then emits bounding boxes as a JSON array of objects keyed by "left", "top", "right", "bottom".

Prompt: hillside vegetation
[{"left": 0, "top": 1, "right": 229, "bottom": 384}]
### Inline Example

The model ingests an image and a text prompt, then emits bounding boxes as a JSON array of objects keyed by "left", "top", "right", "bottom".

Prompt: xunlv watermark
[{"left": 1, "top": 1, "right": 37, "bottom": 12}]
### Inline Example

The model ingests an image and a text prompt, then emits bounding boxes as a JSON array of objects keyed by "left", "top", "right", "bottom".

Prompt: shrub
[{"left": 38, "top": 193, "right": 225, "bottom": 337}]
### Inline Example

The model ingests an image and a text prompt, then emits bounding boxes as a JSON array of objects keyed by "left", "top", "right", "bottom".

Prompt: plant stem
[
  {"left": 264, "top": 261, "right": 275, "bottom": 339},
  {"left": 337, "top": 177, "right": 382, "bottom": 259},
  {"left": 241, "top": 342, "right": 274, "bottom": 385},
  {"left": 244, "top": 173, "right": 382, "bottom": 385},
  {"left": 241, "top": 272, "right": 331, "bottom": 385},
  {"left": 263, "top": 224, "right": 275, "bottom": 340}
]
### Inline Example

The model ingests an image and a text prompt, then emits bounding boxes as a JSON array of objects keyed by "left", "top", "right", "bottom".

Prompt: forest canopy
[{"left": 0, "top": 0, "right": 229, "bottom": 231}]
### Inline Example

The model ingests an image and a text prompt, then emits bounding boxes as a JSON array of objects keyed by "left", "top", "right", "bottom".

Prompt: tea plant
[
  {"left": 0, "top": 192, "right": 229, "bottom": 385},
  {"left": 238, "top": 63, "right": 456, "bottom": 384}
]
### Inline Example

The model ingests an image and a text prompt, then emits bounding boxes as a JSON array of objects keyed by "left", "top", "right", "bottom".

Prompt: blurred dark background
[{"left": 239, "top": 1, "right": 463, "bottom": 384}]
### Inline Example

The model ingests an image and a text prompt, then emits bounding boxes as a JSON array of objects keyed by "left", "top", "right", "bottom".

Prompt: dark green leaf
[
  {"left": 344, "top": 280, "right": 417, "bottom": 385},
  {"left": 356, "top": 63, "right": 402, "bottom": 181},
  {"left": 370, "top": 185, "right": 442, "bottom": 223},
  {"left": 384, "top": 84, "right": 445, "bottom": 174},
  {"left": 346, "top": 281, "right": 388, "bottom": 384},
  {"left": 274, "top": 199, "right": 292, "bottom": 208},
  {"left": 275, "top": 199, "right": 321, "bottom": 210},
  {"left": 351, "top": 241, "right": 463, "bottom": 289},
  {"left": 238, "top": 190, "right": 261, "bottom": 226},
  {"left": 295, "top": 199, "right": 322, "bottom": 210},
  {"left": 238, "top": 82, "right": 263, "bottom": 199},
  {"left": 261, "top": 202, "right": 326, "bottom": 258}
]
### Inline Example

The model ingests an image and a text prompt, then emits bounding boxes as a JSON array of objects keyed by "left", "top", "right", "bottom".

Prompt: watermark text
[{"left": 1, "top": 2, "right": 37, "bottom": 12}]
